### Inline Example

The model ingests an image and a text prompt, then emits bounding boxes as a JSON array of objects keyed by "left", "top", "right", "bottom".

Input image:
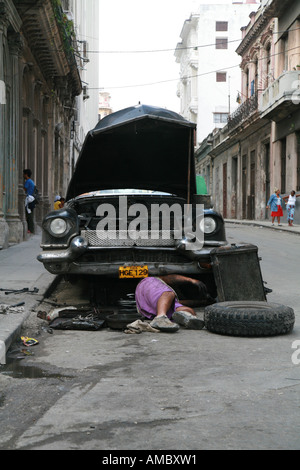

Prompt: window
[
  {"left": 216, "top": 37, "right": 228, "bottom": 49},
  {"left": 216, "top": 21, "right": 228, "bottom": 32},
  {"left": 216, "top": 72, "right": 227, "bottom": 82},
  {"left": 213, "top": 113, "right": 228, "bottom": 123}
]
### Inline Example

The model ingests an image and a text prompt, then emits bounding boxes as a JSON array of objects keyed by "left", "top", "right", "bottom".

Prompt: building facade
[
  {"left": 195, "top": 0, "right": 300, "bottom": 222},
  {"left": 0, "top": 0, "right": 99, "bottom": 249},
  {"left": 175, "top": 0, "right": 259, "bottom": 145},
  {"left": 61, "top": 0, "right": 100, "bottom": 177},
  {"left": 98, "top": 91, "right": 112, "bottom": 121},
  {"left": 259, "top": 0, "right": 300, "bottom": 196}
]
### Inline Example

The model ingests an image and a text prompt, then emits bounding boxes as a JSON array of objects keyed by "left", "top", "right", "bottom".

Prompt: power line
[
  {"left": 89, "top": 45, "right": 300, "bottom": 91},
  {"left": 91, "top": 64, "right": 240, "bottom": 90},
  {"left": 85, "top": 26, "right": 300, "bottom": 55},
  {"left": 88, "top": 38, "right": 242, "bottom": 54}
]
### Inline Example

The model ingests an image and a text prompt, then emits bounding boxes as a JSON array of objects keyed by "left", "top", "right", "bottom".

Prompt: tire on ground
[{"left": 204, "top": 301, "right": 295, "bottom": 337}]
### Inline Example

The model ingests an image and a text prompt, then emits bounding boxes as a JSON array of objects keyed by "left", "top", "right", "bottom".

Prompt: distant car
[{"left": 37, "top": 105, "right": 227, "bottom": 299}]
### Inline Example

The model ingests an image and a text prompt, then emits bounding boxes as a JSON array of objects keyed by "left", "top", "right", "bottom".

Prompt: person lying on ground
[{"left": 135, "top": 274, "right": 214, "bottom": 332}]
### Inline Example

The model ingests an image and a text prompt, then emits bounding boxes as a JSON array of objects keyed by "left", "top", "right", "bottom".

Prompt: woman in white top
[{"left": 283, "top": 190, "right": 300, "bottom": 226}]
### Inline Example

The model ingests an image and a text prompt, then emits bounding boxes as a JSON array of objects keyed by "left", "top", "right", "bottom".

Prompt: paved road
[
  {"left": 0, "top": 224, "right": 299, "bottom": 451},
  {"left": 226, "top": 223, "right": 300, "bottom": 309}
]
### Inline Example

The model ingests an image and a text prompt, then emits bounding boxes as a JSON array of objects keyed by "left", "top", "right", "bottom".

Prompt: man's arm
[
  {"left": 159, "top": 274, "right": 199, "bottom": 287},
  {"left": 159, "top": 274, "right": 209, "bottom": 300}
]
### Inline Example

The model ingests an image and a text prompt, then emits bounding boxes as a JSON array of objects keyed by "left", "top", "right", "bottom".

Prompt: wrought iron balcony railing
[{"left": 227, "top": 93, "right": 258, "bottom": 131}]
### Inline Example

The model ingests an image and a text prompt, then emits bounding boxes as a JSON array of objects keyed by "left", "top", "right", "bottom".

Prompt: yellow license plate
[{"left": 119, "top": 265, "right": 148, "bottom": 279}]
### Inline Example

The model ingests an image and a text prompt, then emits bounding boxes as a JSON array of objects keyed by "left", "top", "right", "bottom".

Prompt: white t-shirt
[{"left": 287, "top": 195, "right": 296, "bottom": 206}]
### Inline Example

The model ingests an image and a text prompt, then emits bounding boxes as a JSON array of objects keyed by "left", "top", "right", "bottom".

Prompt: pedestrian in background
[
  {"left": 23, "top": 169, "right": 35, "bottom": 234},
  {"left": 283, "top": 190, "right": 300, "bottom": 226},
  {"left": 267, "top": 188, "right": 283, "bottom": 226},
  {"left": 54, "top": 195, "right": 61, "bottom": 210}
]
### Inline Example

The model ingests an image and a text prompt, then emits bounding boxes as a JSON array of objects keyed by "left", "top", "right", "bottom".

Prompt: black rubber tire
[{"left": 204, "top": 301, "right": 295, "bottom": 337}]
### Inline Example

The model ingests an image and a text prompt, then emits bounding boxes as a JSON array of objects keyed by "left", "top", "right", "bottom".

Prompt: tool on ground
[
  {"left": 10, "top": 302, "right": 25, "bottom": 308},
  {"left": 0, "top": 287, "right": 39, "bottom": 295}
]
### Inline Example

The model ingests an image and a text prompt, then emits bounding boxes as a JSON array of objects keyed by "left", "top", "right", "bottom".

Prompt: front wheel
[{"left": 204, "top": 301, "right": 295, "bottom": 337}]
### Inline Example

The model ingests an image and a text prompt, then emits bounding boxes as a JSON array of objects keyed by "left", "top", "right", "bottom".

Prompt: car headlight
[
  {"left": 200, "top": 216, "right": 217, "bottom": 234},
  {"left": 49, "top": 218, "right": 68, "bottom": 236}
]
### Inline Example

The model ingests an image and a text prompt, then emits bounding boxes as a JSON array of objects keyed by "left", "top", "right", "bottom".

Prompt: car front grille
[
  {"left": 80, "top": 249, "right": 186, "bottom": 264},
  {"left": 81, "top": 230, "right": 175, "bottom": 247}
]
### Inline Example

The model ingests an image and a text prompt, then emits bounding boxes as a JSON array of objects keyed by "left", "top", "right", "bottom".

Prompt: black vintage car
[
  {"left": 38, "top": 105, "right": 225, "bottom": 289},
  {"left": 37, "top": 104, "right": 295, "bottom": 337}
]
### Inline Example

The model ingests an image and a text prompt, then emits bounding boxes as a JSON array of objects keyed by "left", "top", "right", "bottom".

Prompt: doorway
[
  {"left": 223, "top": 162, "right": 227, "bottom": 218},
  {"left": 248, "top": 150, "right": 255, "bottom": 220},
  {"left": 231, "top": 156, "right": 238, "bottom": 218},
  {"left": 242, "top": 155, "right": 247, "bottom": 219},
  {"left": 264, "top": 142, "right": 270, "bottom": 218}
]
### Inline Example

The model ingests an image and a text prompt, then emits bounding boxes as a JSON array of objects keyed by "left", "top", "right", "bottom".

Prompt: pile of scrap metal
[
  {"left": 37, "top": 306, "right": 143, "bottom": 331},
  {"left": 37, "top": 306, "right": 110, "bottom": 331}
]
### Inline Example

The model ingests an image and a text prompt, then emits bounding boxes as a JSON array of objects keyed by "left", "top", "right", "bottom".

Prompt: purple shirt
[{"left": 135, "top": 277, "right": 183, "bottom": 320}]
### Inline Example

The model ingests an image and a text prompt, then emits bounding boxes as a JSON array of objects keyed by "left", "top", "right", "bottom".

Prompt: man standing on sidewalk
[{"left": 23, "top": 169, "right": 35, "bottom": 234}]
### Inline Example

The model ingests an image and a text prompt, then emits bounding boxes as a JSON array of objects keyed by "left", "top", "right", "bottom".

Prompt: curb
[{"left": 0, "top": 272, "right": 57, "bottom": 364}]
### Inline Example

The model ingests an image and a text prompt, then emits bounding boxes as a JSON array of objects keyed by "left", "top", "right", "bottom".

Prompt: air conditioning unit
[{"left": 83, "top": 86, "right": 90, "bottom": 101}]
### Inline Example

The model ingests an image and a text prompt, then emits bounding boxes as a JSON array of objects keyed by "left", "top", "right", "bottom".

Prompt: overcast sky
[
  {"left": 98, "top": 0, "right": 202, "bottom": 113},
  {"left": 98, "top": 0, "right": 258, "bottom": 113}
]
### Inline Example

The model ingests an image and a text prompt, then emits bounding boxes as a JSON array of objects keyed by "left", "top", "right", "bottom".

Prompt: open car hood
[{"left": 66, "top": 104, "right": 197, "bottom": 201}]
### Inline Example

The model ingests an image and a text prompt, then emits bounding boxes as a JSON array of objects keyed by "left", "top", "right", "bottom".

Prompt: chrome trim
[{"left": 37, "top": 236, "right": 88, "bottom": 263}]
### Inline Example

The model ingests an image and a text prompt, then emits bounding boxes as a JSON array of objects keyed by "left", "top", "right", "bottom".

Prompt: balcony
[
  {"left": 14, "top": 0, "right": 82, "bottom": 97},
  {"left": 259, "top": 71, "right": 300, "bottom": 122},
  {"left": 189, "top": 97, "right": 198, "bottom": 114},
  {"left": 227, "top": 93, "right": 258, "bottom": 132}
]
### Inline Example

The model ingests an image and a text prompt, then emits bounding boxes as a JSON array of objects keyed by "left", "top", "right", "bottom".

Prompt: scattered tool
[
  {"left": 0, "top": 302, "right": 25, "bottom": 314},
  {"left": 0, "top": 287, "right": 39, "bottom": 295}
]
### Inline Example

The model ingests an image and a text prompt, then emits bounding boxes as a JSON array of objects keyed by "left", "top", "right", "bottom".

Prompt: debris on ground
[
  {"left": 124, "top": 319, "right": 160, "bottom": 334},
  {"left": 0, "top": 303, "right": 25, "bottom": 314},
  {"left": 6, "top": 346, "right": 35, "bottom": 361},
  {"left": 21, "top": 336, "right": 39, "bottom": 347},
  {"left": 37, "top": 306, "right": 78, "bottom": 322},
  {"left": 49, "top": 314, "right": 106, "bottom": 331},
  {"left": 37, "top": 306, "right": 114, "bottom": 331},
  {"left": 0, "top": 287, "right": 39, "bottom": 295}
]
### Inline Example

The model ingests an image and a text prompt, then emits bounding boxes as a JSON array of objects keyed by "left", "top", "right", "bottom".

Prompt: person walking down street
[
  {"left": 23, "top": 169, "right": 36, "bottom": 234},
  {"left": 267, "top": 188, "right": 284, "bottom": 226},
  {"left": 135, "top": 274, "right": 213, "bottom": 332},
  {"left": 283, "top": 190, "right": 300, "bottom": 226}
]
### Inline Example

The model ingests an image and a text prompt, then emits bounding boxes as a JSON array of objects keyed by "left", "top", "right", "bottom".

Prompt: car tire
[{"left": 204, "top": 301, "right": 295, "bottom": 337}]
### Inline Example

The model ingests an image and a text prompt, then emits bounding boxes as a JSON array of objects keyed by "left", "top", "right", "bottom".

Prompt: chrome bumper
[
  {"left": 37, "top": 236, "right": 88, "bottom": 263},
  {"left": 37, "top": 235, "right": 226, "bottom": 275}
]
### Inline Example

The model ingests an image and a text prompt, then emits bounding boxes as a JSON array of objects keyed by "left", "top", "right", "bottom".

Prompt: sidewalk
[
  {"left": 225, "top": 218, "right": 300, "bottom": 235},
  {"left": 0, "top": 233, "right": 56, "bottom": 364},
  {"left": 0, "top": 218, "right": 299, "bottom": 364}
]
